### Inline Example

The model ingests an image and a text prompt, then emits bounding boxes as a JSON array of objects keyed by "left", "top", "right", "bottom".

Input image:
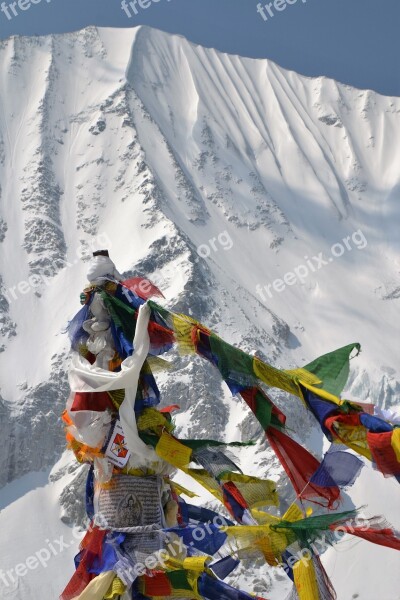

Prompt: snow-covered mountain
[{"left": 0, "top": 25, "right": 399, "bottom": 599}]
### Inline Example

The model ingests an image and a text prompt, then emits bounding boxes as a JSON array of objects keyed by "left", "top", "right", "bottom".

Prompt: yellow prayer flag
[
  {"left": 104, "top": 576, "right": 126, "bottom": 599},
  {"left": 253, "top": 357, "right": 302, "bottom": 397},
  {"left": 282, "top": 504, "right": 304, "bottom": 523},
  {"left": 286, "top": 368, "right": 321, "bottom": 386},
  {"left": 251, "top": 508, "right": 280, "bottom": 525},
  {"left": 330, "top": 421, "right": 372, "bottom": 460},
  {"left": 137, "top": 408, "right": 171, "bottom": 432},
  {"left": 222, "top": 524, "right": 289, "bottom": 561},
  {"left": 181, "top": 467, "right": 224, "bottom": 502},
  {"left": 220, "top": 472, "right": 279, "bottom": 507},
  {"left": 74, "top": 571, "right": 115, "bottom": 600},
  {"left": 293, "top": 557, "right": 319, "bottom": 600},
  {"left": 300, "top": 381, "right": 343, "bottom": 406},
  {"left": 391, "top": 428, "right": 400, "bottom": 462},
  {"left": 170, "top": 481, "right": 199, "bottom": 499},
  {"left": 156, "top": 431, "right": 193, "bottom": 468},
  {"left": 183, "top": 556, "right": 210, "bottom": 571},
  {"left": 172, "top": 313, "right": 203, "bottom": 355}
]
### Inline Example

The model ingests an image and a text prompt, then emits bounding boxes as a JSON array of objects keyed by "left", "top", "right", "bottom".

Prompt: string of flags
[{"left": 61, "top": 251, "right": 400, "bottom": 600}]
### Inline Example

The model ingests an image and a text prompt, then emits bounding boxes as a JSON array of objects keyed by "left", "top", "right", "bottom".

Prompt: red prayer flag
[
  {"left": 122, "top": 277, "right": 164, "bottom": 300},
  {"left": 266, "top": 427, "right": 340, "bottom": 509},
  {"left": 142, "top": 571, "right": 172, "bottom": 596},
  {"left": 367, "top": 430, "right": 400, "bottom": 477},
  {"left": 329, "top": 524, "right": 400, "bottom": 551}
]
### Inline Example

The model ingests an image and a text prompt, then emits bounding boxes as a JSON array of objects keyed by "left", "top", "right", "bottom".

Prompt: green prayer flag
[{"left": 303, "top": 343, "right": 361, "bottom": 396}]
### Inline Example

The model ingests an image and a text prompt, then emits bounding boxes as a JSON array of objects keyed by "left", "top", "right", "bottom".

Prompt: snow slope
[{"left": 0, "top": 25, "right": 399, "bottom": 599}]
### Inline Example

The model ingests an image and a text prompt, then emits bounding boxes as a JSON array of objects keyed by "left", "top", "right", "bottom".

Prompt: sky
[{"left": 0, "top": 0, "right": 399, "bottom": 97}]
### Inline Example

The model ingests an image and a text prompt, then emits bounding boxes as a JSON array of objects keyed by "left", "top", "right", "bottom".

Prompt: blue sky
[{"left": 0, "top": 0, "right": 399, "bottom": 97}]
